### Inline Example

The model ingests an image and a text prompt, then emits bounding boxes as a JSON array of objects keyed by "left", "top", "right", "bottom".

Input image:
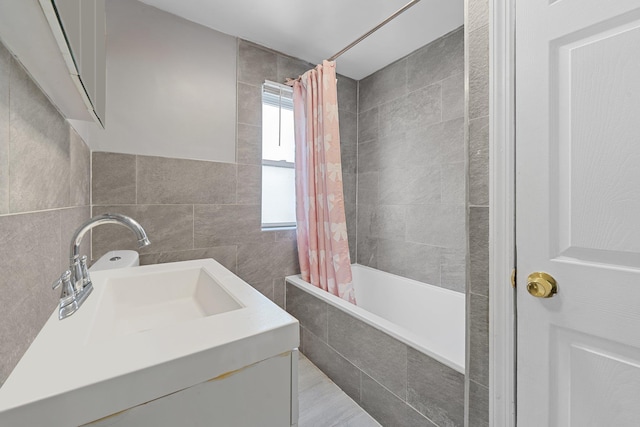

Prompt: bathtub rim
[{"left": 285, "top": 265, "right": 465, "bottom": 374}]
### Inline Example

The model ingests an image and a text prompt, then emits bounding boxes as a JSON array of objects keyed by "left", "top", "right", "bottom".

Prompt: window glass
[{"left": 261, "top": 82, "right": 296, "bottom": 228}]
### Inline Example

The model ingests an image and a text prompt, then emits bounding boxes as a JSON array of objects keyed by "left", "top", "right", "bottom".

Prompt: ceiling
[{"left": 138, "top": 0, "right": 463, "bottom": 80}]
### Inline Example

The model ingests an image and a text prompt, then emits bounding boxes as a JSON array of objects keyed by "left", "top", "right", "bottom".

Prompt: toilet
[{"left": 90, "top": 250, "right": 139, "bottom": 271}]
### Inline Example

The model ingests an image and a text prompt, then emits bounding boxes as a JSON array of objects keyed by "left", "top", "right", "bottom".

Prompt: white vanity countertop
[{"left": 0, "top": 259, "right": 299, "bottom": 427}]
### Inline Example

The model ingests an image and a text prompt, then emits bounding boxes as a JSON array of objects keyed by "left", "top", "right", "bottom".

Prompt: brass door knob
[{"left": 526, "top": 272, "right": 557, "bottom": 298}]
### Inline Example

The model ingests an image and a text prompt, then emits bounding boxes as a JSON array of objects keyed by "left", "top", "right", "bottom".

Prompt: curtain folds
[{"left": 292, "top": 61, "right": 355, "bottom": 304}]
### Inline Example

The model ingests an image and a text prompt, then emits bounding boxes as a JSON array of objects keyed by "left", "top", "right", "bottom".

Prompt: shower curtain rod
[
  {"left": 327, "top": 0, "right": 422, "bottom": 61},
  {"left": 285, "top": 0, "right": 421, "bottom": 84}
]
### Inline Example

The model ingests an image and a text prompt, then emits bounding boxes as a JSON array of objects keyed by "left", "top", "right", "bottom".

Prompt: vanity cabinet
[
  {"left": 39, "top": 0, "right": 106, "bottom": 126},
  {"left": 85, "top": 351, "right": 299, "bottom": 427}
]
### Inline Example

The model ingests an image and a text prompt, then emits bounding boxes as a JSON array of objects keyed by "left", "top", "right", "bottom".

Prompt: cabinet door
[
  {"left": 94, "top": 0, "right": 106, "bottom": 123},
  {"left": 80, "top": 0, "right": 96, "bottom": 106},
  {"left": 53, "top": 0, "right": 81, "bottom": 72},
  {"left": 51, "top": 0, "right": 106, "bottom": 125}
]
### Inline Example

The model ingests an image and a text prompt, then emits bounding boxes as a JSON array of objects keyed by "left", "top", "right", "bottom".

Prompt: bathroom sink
[
  {"left": 0, "top": 259, "right": 299, "bottom": 427},
  {"left": 89, "top": 267, "right": 243, "bottom": 342}
]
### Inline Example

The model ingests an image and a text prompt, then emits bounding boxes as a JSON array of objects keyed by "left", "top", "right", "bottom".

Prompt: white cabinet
[
  {"left": 85, "top": 351, "right": 299, "bottom": 427},
  {"left": 40, "top": 0, "right": 106, "bottom": 126}
]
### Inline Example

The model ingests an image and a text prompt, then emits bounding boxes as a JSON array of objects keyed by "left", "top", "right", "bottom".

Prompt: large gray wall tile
[
  {"left": 237, "top": 240, "right": 298, "bottom": 285},
  {"left": 442, "top": 72, "right": 465, "bottom": 121},
  {"left": 285, "top": 282, "right": 328, "bottom": 341},
  {"left": 469, "top": 207, "right": 489, "bottom": 296},
  {"left": 469, "top": 294, "right": 489, "bottom": 387},
  {"left": 137, "top": 155, "right": 236, "bottom": 204},
  {"left": 469, "top": 117, "right": 490, "bottom": 206},
  {"left": 357, "top": 203, "right": 376, "bottom": 238},
  {"left": 407, "top": 27, "right": 464, "bottom": 92},
  {"left": 250, "top": 278, "right": 275, "bottom": 301},
  {"left": 404, "top": 127, "right": 443, "bottom": 169},
  {"left": 468, "top": 380, "right": 489, "bottom": 427},
  {"left": 0, "top": 210, "right": 61, "bottom": 384},
  {"left": 237, "top": 83, "right": 261, "bottom": 126},
  {"left": 402, "top": 242, "right": 442, "bottom": 286},
  {"left": 92, "top": 152, "right": 137, "bottom": 205},
  {"left": 379, "top": 83, "right": 441, "bottom": 137},
  {"left": 341, "top": 138, "right": 357, "bottom": 175},
  {"left": 357, "top": 139, "right": 380, "bottom": 173},
  {"left": 343, "top": 172, "right": 357, "bottom": 205},
  {"left": 407, "top": 347, "right": 465, "bottom": 427},
  {"left": 377, "top": 239, "right": 443, "bottom": 284},
  {"left": 139, "top": 246, "right": 237, "bottom": 273},
  {"left": 469, "top": 0, "right": 489, "bottom": 34},
  {"left": 357, "top": 235, "right": 378, "bottom": 268},
  {"left": 441, "top": 162, "right": 466, "bottom": 205},
  {"left": 358, "top": 107, "right": 378, "bottom": 143},
  {"left": 357, "top": 172, "right": 379, "bottom": 205},
  {"left": 438, "top": 117, "right": 466, "bottom": 164},
  {"left": 69, "top": 128, "right": 90, "bottom": 207},
  {"left": 273, "top": 277, "right": 286, "bottom": 308},
  {"left": 337, "top": 74, "right": 358, "bottom": 114},
  {"left": 328, "top": 306, "right": 407, "bottom": 398},
  {"left": 194, "top": 204, "right": 264, "bottom": 247},
  {"left": 441, "top": 248, "right": 466, "bottom": 292},
  {"left": 360, "top": 373, "right": 436, "bottom": 427},
  {"left": 9, "top": 59, "right": 70, "bottom": 213},
  {"left": 237, "top": 41, "right": 277, "bottom": 86},
  {"left": 406, "top": 204, "right": 466, "bottom": 249},
  {"left": 237, "top": 164, "right": 261, "bottom": 205},
  {"left": 372, "top": 204, "right": 406, "bottom": 240},
  {"left": 92, "top": 204, "right": 194, "bottom": 260},
  {"left": 469, "top": 25, "right": 489, "bottom": 120},
  {"left": 379, "top": 166, "right": 441, "bottom": 205},
  {"left": 302, "top": 327, "right": 361, "bottom": 403},
  {"left": 0, "top": 43, "right": 10, "bottom": 214},
  {"left": 359, "top": 58, "right": 408, "bottom": 113},
  {"left": 340, "top": 109, "right": 358, "bottom": 150},
  {"left": 236, "top": 123, "right": 261, "bottom": 165},
  {"left": 376, "top": 239, "right": 408, "bottom": 277},
  {"left": 377, "top": 132, "right": 409, "bottom": 171}
]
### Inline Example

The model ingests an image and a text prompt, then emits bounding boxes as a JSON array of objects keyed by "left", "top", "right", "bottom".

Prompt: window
[{"left": 261, "top": 81, "right": 296, "bottom": 229}]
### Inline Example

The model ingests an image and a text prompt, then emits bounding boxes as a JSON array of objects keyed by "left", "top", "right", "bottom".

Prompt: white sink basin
[
  {"left": 0, "top": 259, "right": 299, "bottom": 427},
  {"left": 90, "top": 267, "right": 243, "bottom": 342}
]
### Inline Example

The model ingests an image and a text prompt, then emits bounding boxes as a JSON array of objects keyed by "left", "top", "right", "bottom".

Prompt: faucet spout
[{"left": 69, "top": 213, "right": 150, "bottom": 265}]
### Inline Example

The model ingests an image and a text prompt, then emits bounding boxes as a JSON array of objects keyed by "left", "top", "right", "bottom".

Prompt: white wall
[{"left": 82, "top": 0, "right": 237, "bottom": 163}]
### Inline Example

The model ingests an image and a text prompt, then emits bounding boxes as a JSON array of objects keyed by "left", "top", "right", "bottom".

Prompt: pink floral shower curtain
[{"left": 292, "top": 61, "right": 355, "bottom": 304}]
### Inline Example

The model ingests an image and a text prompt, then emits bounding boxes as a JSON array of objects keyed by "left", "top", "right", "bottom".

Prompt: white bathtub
[{"left": 286, "top": 264, "right": 465, "bottom": 373}]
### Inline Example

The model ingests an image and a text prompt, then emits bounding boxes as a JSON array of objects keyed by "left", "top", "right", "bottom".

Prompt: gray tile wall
[
  {"left": 465, "top": 0, "right": 490, "bottom": 425},
  {"left": 287, "top": 282, "right": 464, "bottom": 427},
  {"left": 356, "top": 27, "right": 466, "bottom": 293},
  {"left": 90, "top": 39, "right": 359, "bottom": 307},
  {"left": 0, "top": 42, "right": 91, "bottom": 385}
]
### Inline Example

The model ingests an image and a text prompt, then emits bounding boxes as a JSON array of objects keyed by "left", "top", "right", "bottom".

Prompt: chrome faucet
[{"left": 52, "top": 213, "right": 151, "bottom": 320}]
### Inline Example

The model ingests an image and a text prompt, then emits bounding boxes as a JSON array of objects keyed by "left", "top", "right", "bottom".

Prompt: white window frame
[{"left": 261, "top": 81, "right": 296, "bottom": 230}]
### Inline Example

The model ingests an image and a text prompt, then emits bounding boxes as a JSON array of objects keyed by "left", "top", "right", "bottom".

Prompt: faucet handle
[
  {"left": 80, "top": 255, "right": 92, "bottom": 287},
  {"left": 53, "top": 270, "right": 75, "bottom": 305},
  {"left": 52, "top": 270, "right": 71, "bottom": 290}
]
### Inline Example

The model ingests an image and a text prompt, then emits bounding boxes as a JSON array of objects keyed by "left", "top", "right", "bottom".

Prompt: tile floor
[{"left": 298, "top": 353, "right": 380, "bottom": 427}]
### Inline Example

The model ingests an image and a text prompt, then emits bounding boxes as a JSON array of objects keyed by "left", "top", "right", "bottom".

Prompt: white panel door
[{"left": 516, "top": 0, "right": 640, "bottom": 425}]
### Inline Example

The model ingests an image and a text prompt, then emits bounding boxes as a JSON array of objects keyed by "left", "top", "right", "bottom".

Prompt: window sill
[{"left": 261, "top": 225, "right": 297, "bottom": 232}]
